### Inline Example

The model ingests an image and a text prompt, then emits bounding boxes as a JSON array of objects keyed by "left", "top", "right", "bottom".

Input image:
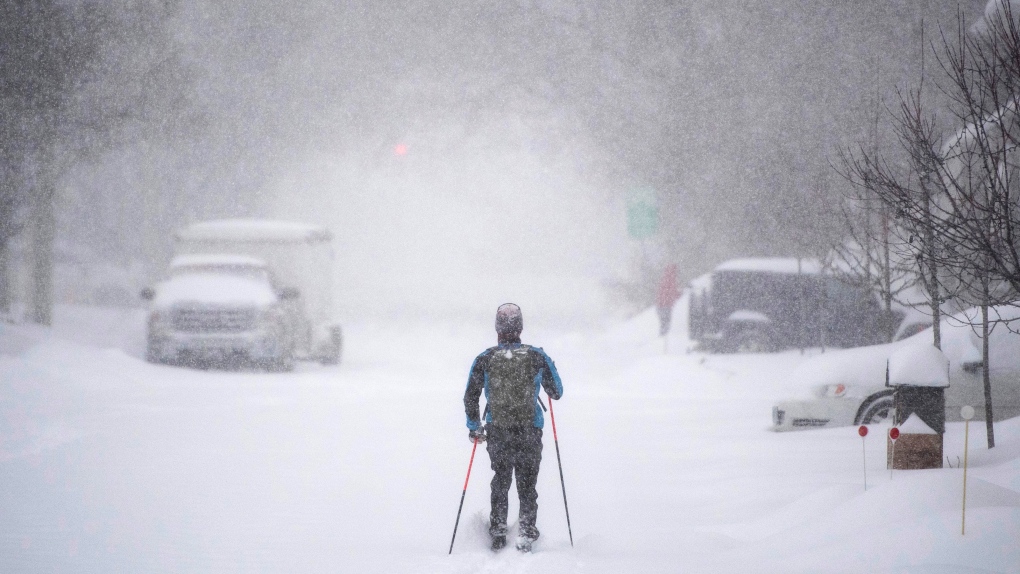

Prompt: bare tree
[
  {"left": 840, "top": 5, "right": 1020, "bottom": 448},
  {"left": 840, "top": 88, "right": 957, "bottom": 350},
  {"left": 831, "top": 120, "right": 919, "bottom": 340},
  {"left": 0, "top": 1, "right": 112, "bottom": 323},
  {"left": 0, "top": 1, "right": 192, "bottom": 322}
]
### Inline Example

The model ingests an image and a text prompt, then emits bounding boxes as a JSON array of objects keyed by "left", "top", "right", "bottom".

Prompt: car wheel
[{"left": 857, "top": 393, "right": 895, "bottom": 425}]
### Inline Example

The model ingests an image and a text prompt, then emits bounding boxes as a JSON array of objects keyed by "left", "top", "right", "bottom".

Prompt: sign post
[
  {"left": 961, "top": 405, "right": 975, "bottom": 535},
  {"left": 858, "top": 425, "right": 869, "bottom": 490},
  {"left": 626, "top": 187, "right": 659, "bottom": 240},
  {"left": 889, "top": 427, "right": 899, "bottom": 479}
]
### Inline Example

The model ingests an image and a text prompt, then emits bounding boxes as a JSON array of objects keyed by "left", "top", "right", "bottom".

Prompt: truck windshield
[{"left": 171, "top": 264, "right": 270, "bottom": 283}]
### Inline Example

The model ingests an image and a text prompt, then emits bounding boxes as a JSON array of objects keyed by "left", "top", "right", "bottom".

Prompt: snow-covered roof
[
  {"left": 170, "top": 254, "right": 268, "bottom": 269},
  {"left": 688, "top": 272, "right": 712, "bottom": 291},
  {"left": 898, "top": 413, "right": 938, "bottom": 434},
  {"left": 971, "top": 0, "right": 1020, "bottom": 37},
  {"left": 714, "top": 258, "right": 823, "bottom": 275},
  {"left": 888, "top": 342, "right": 950, "bottom": 388},
  {"left": 727, "top": 310, "right": 769, "bottom": 323},
  {"left": 176, "top": 219, "right": 333, "bottom": 244}
]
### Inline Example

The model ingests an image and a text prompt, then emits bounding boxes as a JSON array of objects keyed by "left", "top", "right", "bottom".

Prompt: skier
[{"left": 463, "top": 303, "right": 564, "bottom": 553}]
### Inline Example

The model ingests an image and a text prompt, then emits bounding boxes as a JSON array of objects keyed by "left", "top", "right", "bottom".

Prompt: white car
[{"left": 772, "top": 306, "right": 1020, "bottom": 431}]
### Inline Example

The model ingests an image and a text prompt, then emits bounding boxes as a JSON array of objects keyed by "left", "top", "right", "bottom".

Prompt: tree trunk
[
  {"left": 981, "top": 279, "right": 995, "bottom": 449},
  {"left": 0, "top": 242, "right": 10, "bottom": 316},
  {"left": 882, "top": 207, "right": 892, "bottom": 312},
  {"left": 928, "top": 266, "right": 940, "bottom": 350},
  {"left": 30, "top": 186, "right": 55, "bottom": 326},
  {"left": 881, "top": 205, "right": 895, "bottom": 342},
  {"left": 922, "top": 184, "right": 941, "bottom": 350}
]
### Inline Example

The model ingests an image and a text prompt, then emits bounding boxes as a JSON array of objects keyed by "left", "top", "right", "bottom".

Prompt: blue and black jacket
[{"left": 463, "top": 343, "right": 563, "bottom": 431}]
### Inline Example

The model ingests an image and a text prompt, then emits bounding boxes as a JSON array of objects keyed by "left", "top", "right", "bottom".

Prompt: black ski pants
[{"left": 486, "top": 425, "right": 543, "bottom": 540}]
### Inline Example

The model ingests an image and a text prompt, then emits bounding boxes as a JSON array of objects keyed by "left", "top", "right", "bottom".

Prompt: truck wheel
[
  {"left": 263, "top": 335, "right": 295, "bottom": 372},
  {"left": 145, "top": 338, "right": 163, "bottom": 364},
  {"left": 279, "top": 354, "right": 295, "bottom": 372},
  {"left": 266, "top": 351, "right": 295, "bottom": 373},
  {"left": 320, "top": 326, "right": 343, "bottom": 366},
  {"left": 857, "top": 393, "right": 895, "bottom": 425}
]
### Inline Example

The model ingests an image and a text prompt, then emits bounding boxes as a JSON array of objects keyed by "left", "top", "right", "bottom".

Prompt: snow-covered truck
[{"left": 141, "top": 219, "right": 342, "bottom": 370}]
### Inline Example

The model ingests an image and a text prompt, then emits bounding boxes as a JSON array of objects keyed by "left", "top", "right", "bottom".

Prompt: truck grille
[{"left": 172, "top": 307, "right": 257, "bottom": 333}]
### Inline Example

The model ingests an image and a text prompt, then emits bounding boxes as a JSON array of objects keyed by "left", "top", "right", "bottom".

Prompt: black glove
[{"left": 468, "top": 427, "right": 486, "bottom": 443}]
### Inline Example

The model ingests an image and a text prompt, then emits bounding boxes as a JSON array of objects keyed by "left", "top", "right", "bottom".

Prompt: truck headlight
[
  {"left": 258, "top": 307, "right": 284, "bottom": 329},
  {"left": 773, "top": 406, "right": 785, "bottom": 426},
  {"left": 148, "top": 311, "right": 170, "bottom": 334}
]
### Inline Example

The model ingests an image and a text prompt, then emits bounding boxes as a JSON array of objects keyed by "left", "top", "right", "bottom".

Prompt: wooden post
[{"left": 961, "top": 405, "right": 975, "bottom": 535}]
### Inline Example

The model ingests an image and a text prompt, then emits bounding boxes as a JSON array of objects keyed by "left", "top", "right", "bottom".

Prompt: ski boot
[
  {"left": 516, "top": 524, "right": 538, "bottom": 553},
  {"left": 515, "top": 536, "right": 533, "bottom": 553},
  {"left": 489, "top": 522, "right": 508, "bottom": 552}
]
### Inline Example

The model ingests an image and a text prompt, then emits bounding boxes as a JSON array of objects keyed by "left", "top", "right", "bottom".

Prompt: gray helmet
[{"left": 495, "top": 303, "right": 523, "bottom": 336}]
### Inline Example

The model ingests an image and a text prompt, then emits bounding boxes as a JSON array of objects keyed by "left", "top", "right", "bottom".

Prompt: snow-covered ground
[{"left": 1, "top": 305, "right": 1018, "bottom": 573}]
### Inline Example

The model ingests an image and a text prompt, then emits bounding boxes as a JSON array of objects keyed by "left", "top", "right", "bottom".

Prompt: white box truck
[{"left": 142, "top": 219, "right": 342, "bottom": 370}]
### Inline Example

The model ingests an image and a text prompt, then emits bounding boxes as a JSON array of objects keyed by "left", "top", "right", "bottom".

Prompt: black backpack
[{"left": 487, "top": 345, "right": 539, "bottom": 428}]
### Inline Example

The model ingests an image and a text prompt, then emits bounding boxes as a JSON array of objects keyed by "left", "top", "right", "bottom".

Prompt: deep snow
[{"left": 0, "top": 304, "right": 1017, "bottom": 573}]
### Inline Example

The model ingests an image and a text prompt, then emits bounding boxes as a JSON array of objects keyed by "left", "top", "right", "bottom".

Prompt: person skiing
[{"left": 463, "top": 303, "right": 564, "bottom": 553}]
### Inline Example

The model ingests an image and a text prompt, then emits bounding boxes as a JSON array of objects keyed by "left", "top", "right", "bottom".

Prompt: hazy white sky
[{"left": 269, "top": 115, "right": 631, "bottom": 324}]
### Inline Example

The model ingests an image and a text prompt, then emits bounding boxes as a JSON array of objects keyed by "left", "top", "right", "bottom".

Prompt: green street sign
[{"left": 627, "top": 187, "right": 658, "bottom": 239}]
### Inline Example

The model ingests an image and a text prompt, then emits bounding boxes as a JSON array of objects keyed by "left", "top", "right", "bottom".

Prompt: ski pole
[
  {"left": 448, "top": 436, "right": 480, "bottom": 555},
  {"left": 547, "top": 397, "right": 574, "bottom": 547}
]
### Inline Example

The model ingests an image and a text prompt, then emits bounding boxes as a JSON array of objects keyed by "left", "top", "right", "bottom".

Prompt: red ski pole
[
  {"left": 548, "top": 398, "right": 574, "bottom": 547},
  {"left": 448, "top": 436, "right": 480, "bottom": 555}
]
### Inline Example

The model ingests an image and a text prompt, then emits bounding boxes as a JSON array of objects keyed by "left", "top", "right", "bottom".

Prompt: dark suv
[{"left": 688, "top": 259, "right": 902, "bottom": 353}]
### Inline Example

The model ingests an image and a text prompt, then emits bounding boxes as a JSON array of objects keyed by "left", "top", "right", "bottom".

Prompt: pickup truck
[{"left": 141, "top": 219, "right": 342, "bottom": 370}]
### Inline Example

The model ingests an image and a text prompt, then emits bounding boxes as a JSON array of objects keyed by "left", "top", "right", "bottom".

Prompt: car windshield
[{"left": 170, "top": 263, "right": 270, "bottom": 283}]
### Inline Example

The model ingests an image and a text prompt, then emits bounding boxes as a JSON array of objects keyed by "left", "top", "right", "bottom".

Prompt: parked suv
[{"left": 688, "top": 258, "right": 902, "bottom": 353}]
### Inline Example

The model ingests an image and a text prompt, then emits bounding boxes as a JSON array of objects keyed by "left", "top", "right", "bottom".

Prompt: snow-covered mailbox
[{"left": 886, "top": 343, "right": 949, "bottom": 470}]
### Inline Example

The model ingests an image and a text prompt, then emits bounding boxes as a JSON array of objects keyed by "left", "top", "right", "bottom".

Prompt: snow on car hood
[
  {"left": 152, "top": 273, "right": 277, "bottom": 308},
  {"left": 785, "top": 305, "right": 1020, "bottom": 395}
]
